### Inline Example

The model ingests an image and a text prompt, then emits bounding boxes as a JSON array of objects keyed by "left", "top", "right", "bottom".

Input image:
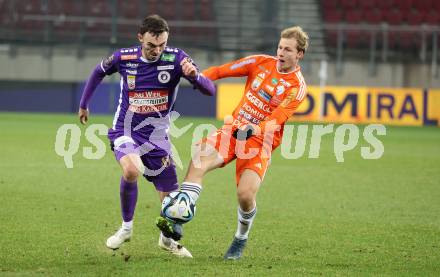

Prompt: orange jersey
[{"left": 203, "top": 54, "right": 307, "bottom": 146}]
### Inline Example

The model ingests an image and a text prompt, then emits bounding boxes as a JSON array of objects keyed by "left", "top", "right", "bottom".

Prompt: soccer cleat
[
  {"left": 155, "top": 216, "right": 183, "bottom": 241},
  {"left": 106, "top": 227, "right": 132, "bottom": 250},
  {"left": 158, "top": 233, "right": 193, "bottom": 258},
  {"left": 224, "top": 237, "right": 247, "bottom": 260}
]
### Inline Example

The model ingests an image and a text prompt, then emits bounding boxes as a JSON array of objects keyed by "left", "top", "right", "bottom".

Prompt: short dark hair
[{"left": 138, "top": 14, "right": 169, "bottom": 37}]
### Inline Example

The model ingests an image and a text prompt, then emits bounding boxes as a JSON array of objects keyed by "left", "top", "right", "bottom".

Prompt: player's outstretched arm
[
  {"left": 78, "top": 64, "right": 107, "bottom": 124},
  {"left": 259, "top": 86, "right": 306, "bottom": 133},
  {"left": 181, "top": 58, "right": 216, "bottom": 96}
]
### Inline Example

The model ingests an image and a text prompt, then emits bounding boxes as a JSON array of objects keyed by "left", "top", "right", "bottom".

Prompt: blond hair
[{"left": 281, "top": 26, "right": 309, "bottom": 53}]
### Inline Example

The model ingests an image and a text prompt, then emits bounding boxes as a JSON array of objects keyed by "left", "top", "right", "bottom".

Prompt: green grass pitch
[{"left": 0, "top": 112, "right": 439, "bottom": 275}]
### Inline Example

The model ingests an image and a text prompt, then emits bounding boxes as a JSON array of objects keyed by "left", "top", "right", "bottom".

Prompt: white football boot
[
  {"left": 158, "top": 233, "right": 193, "bottom": 258},
  {"left": 106, "top": 227, "right": 132, "bottom": 250}
]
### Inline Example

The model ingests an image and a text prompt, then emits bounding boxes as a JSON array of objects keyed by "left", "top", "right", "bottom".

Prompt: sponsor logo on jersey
[
  {"left": 127, "top": 75, "right": 136, "bottom": 89},
  {"left": 121, "top": 54, "right": 138, "bottom": 60},
  {"left": 251, "top": 76, "right": 263, "bottom": 90},
  {"left": 270, "top": 96, "right": 282, "bottom": 106},
  {"left": 242, "top": 102, "right": 266, "bottom": 120},
  {"left": 165, "top": 47, "right": 178, "bottom": 53},
  {"left": 258, "top": 89, "right": 272, "bottom": 102},
  {"left": 246, "top": 91, "right": 271, "bottom": 113},
  {"left": 157, "top": 65, "right": 175, "bottom": 70},
  {"left": 265, "top": 84, "right": 274, "bottom": 92},
  {"left": 276, "top": 85, "right": 285, "bottom": 95},
  {"left": 279, "top": 78, "right": 291, "bottom": 87},
  {"left": 158, "top": 71, "right": 171, "bottom": 83},
  {"left": 238, "top": 109, "right": 261, "bottom": 125},
  {"left": 126, "top": 69, "right": 137, "bottom": 75},
  {"left": 230, "top": 58, "right": 255, "bottom": 70},
  {"left": 161, "top": 53, "right": 175, "bottom": 62},
  {"left": 126, "top": 62, "right": 139, "bottom": 68},
  {"left": 121, "top": 48, "right": 138, "bottom": 53},
  {"left": 128, "top": 90, "right": 169, "bottom": 113},
  {"left": 257, "top": 72, "right": 266, "bottom": 79}
]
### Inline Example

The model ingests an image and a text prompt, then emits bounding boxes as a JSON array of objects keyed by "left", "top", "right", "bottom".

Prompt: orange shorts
[{"left": 201, "top": 125, "right": 277, "bottom": 184}]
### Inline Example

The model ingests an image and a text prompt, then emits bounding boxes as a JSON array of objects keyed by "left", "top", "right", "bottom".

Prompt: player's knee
[
  {"left": 122, "top": 164, "right": 140, "bottom": 182},
  {"left": 237, "top": 189, "right": 255, "bottom": 210}
]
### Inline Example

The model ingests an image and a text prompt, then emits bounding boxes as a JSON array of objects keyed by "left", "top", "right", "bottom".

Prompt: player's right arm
[
  {"left": 202, "top": 55, "right": 264, "bottom": 81},
  {"left": 78, "top": 51, "right": 120, "bottom": 124}
]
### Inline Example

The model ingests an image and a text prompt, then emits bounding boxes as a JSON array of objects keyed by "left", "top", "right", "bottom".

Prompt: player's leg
[
  {"left": 179, "top": 143, "right": 224, "bottom": 203},
  {"left": 225, "top": 137, "right": 271, "bottom": 260},
  {"left": 224, "top": 169, "right": 262, "bottom": 260},
  {"left": 106, "top": 136, "right": 144, "bottom": 250},
  {"left": 155, "top": 143, "right": 226, "bottom": 241},
  {"left": 143, "top": 154, "right": 192, "bottom": 257},
  {"left": 156, "top": 127, "right": 235, "bottom": 241}
]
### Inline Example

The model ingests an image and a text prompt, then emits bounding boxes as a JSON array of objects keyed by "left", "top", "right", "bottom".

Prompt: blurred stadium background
[{"left": 0, "top": 0, "right": 439, "bottom": 125}]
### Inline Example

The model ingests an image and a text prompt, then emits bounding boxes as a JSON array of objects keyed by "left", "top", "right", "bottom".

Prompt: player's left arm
[
  {"left": 233, "top": 85, "right": 306, "bottom": 140},
  {"left": 258, "top": 84, "right": 307, "bottom": 133},
  {"left": 181, "top": 57, "right": 216, "bottom": 96}
]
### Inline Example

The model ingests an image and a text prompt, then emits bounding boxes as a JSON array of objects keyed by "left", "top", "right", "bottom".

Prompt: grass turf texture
[{"left": 0, "top": 112, "right": 439, "bottom": 276}]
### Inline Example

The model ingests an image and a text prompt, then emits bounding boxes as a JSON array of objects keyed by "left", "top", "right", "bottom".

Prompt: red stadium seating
[
  {"left": 406, "top": 10, "right": 423, "bottom": 25},
  {"left": 396, "top": 0, "right": 413, "bottom": 11},
  {"left": 320, "top": 0, "right": 437, "bottom": 51},
  {"left": 323, "top": 0, "right": 339, "bottom": 9},
  {"left": 324, "top": 9, "right": 343, "bottom": 23},
  {"left": 358, "top": 0, "right": 375, "bottom": 10},
  {"left": 376, "top": 0, "right": 394, "bottom": 10},
  {"left": 424, "top": 11, "right": 439, "bottom": 24},
  {"left": 413, "top": 0, "right": 433, "bottom": 12},
  {"left": 345, "top": 9, "right": 362, "bottom": 24},
  {"left": 364, "top": 9, "right": 383, "bottom": 24},
  {"left": 385, "top": 9, "right": 403, "bottom": 25},
  {"left": 340, "top": 0, "right": 357, "bottom": 9}
]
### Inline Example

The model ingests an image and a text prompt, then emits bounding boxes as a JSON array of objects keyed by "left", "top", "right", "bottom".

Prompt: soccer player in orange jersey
[{"left": 157, "top": 26, "right": 309, "bottom": 259}]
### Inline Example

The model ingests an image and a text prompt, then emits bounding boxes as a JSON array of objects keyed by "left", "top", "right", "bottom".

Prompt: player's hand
[
  {"left": 78, "top": 108, "right": 89, "bottom": 125},
  {"left": 181, "top": 57, "right": 198, "bottom": 79},
  {"left": 233, "top": 124, "right": 258, "bottom": 141}
]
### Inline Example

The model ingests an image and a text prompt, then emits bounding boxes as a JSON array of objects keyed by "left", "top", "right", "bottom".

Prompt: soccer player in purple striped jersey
[{"left": 78, "top": 14, "right": 215, "bottom": 257}]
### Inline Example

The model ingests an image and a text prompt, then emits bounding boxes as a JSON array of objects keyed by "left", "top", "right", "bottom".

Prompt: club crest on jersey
[
  {"left": 158, "top": 71, "right": 171, "bottom": 83},
  {"left": 251, "top": 76, "right": 263, "bottom": 90},
  {"left": 271, "top": 78, "right": 278, "bottom": 85},
  {"left": 127, "top": 75, "right": 136, "bottom": 89},
  {"left": 276, "top": 85, "right": 285, "bottom": 95}
]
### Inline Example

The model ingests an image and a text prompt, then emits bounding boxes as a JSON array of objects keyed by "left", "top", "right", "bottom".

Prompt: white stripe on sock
[{"left": 181, "top": 182, "right": 202, "bottom": 202}]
